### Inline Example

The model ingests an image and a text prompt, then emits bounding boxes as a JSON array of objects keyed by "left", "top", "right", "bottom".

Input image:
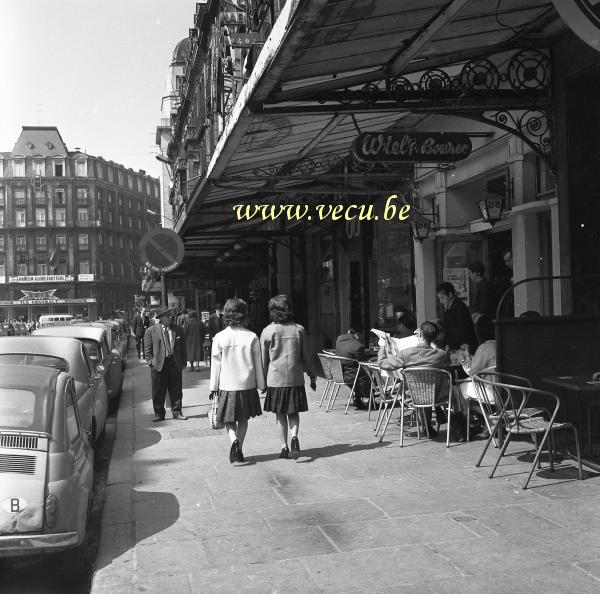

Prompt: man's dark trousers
[{"left": 151, "top": 356, "right": 183, "bottom": 417}]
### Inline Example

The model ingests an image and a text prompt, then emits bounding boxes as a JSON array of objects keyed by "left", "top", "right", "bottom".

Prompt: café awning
[{"left": 174, "top": 0, "right": 563, "bottom": 270}]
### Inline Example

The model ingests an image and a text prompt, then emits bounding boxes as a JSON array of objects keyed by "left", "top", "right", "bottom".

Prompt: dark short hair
[
  {"left": 468, "top": 262, "right": 485, "bottom": 276},
  {"left": 349, "top": 321, "right": 363, "bottom": 334},
  {"left": 223, "top": 298, "right": 249, "bottom": 327},
  {"left": 436, "top": 282, "right": 456, "bottom": 296},
  {"left": 398, "top": 311, "right": 417, "bottom": 332},
  {"left": 420, "top": 321, "right": 440, "bottom": 343},
  {"left": 269, "top": 294, "right": 294, "bottom": 323}
]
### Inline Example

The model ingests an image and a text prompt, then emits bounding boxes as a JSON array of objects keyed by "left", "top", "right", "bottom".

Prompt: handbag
[{"left": 208, "top": 394, "right": 223, "bottom": 430}]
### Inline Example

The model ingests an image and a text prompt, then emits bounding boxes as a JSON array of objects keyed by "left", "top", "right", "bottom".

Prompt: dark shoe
[
  {"left": 290, "top": 436, "right": 300, "bottom": 454},
  {"left": 230, "top": 440, "right": 239, "bottom": 464},
  {"left": 435, "top": 408, "right": 448, "bottom": 425},
  {"left": 173, "top": 413, "right": 187, "bottom": 420},
  {"left": 427, "top": 424, "right": 439, "bottom": 437},
  {"left": 353, "top": 399, "right": 366, "bottom": 410},
  {"left": 152, "top": 414, "right": 165, "bottom": 423},
  {"left": 237, "top": 448, "right": 245, "bottom": 463},
  {"left": 279, "top": 446, "right": 289, "bottom": 459}
]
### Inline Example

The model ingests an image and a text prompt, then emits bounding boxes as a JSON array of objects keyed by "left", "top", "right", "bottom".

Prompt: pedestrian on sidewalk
[
  {"left": 132, "top": 309, "right": 145, "bottom": 359},
  {"left": 210, "top": 298, "right": 265, "bottom": 463},
  {"left": 144, "top": 305, "right": 188, "bottom": 422},
  {"left": 261, "top": 295, "right": 316, "bottom": 459},
  {"left": 207, "top": 303, "right": 225, "bottom": 338},
  {"left": 185, "top": 311, "right": 205, "bottom": 371}
]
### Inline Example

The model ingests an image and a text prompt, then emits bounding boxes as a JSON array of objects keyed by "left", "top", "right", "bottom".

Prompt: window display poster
[{"left": 443, "top": 268, "right": 470, "bottom": 306}]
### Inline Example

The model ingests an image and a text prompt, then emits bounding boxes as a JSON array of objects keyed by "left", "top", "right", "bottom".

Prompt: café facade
[{"left": 163, "top": 0, "right": 600, "bottom": 353}]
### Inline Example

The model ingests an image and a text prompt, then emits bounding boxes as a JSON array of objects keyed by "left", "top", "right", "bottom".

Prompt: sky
[{"left": 0, "top": 0, "right": 194, "bottom": 180}]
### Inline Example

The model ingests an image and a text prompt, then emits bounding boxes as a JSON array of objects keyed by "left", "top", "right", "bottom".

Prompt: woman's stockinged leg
[
  {"left": 225, "top": 423, "right": 237, "bottom": 444},
  {"left": 276, "top": 413, "right": 288, "bottom": 448},
  {"left": 288, "top": 413, "right": 300, "bottom": 438},
  {"left": 237, "top": 420, "right": 248, "bottom": 447}
]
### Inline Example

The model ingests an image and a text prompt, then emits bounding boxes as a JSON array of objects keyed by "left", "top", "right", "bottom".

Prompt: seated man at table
[
  {"left": 378, "top": 320, "right": 450, "bottom": 436},
  {"left": 335, "top": 323, "right": 372, "bottom": 409}
]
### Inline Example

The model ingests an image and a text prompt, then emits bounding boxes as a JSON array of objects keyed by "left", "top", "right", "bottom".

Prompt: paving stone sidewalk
[{"left": 91, "top": 356, "right": 600, "bottom": 593}]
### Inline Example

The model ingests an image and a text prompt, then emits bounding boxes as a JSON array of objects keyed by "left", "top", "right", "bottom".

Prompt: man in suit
[
  {"left": 335, "top": 323, "right": 371, "bottom": 410},
  {"left": 144, "top": 305, "right": 188, "bottom": 422},
  {"left": 207, "top": 303, "right": 224, "bottom": 339},
  {"left": 131, "top": 309, "right": 146, "bottom": 359}
]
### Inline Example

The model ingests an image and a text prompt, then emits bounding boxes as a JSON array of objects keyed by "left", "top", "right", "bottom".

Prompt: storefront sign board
[
  {"left": 443, "top": 268, "right": 470, "bottom": 306},
  {"left": 9, "top": 275, "right": 75, "bottom": 283},
  {"left": 352, "top": 132, "right": 472, "bottom": 163}
]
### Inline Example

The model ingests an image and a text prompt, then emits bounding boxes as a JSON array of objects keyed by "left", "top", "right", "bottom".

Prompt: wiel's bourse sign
[{"left": 352, "top": 132, "right": 472, "bottom": 163}]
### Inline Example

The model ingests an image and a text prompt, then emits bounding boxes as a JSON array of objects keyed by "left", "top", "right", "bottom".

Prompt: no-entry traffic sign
[{"left": 139, "top": 229, "right": 185, "bottom": 273}]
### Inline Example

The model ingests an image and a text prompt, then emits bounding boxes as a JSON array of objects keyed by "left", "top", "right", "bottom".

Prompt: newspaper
[{"left": 370, "top": 328, "right": 401, "bottom": 358}]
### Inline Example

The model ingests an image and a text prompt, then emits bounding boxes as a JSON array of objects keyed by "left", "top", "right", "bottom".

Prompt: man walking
[
  {"left": 207, "top": 303, "right": 224, "bottom": 338},
  {"left": 132, "top": 309, "right": 146, "bottom": 359},
  {"left": 144, "top": 305, "right": 188, "bottom": 422}
]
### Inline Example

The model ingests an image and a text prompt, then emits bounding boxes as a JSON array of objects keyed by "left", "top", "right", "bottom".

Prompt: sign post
[{"left": 138, "top": 229, "right": 185, "bottom": 306}]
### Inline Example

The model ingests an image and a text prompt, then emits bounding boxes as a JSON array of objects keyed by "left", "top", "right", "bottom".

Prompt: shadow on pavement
[{"left": 246, "top": 441, "right": 390, "bottom": 464}]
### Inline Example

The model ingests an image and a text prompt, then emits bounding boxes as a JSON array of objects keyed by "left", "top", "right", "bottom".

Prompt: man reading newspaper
[{"left": 375, "top": 321, "right": 450, "bottom": 437}]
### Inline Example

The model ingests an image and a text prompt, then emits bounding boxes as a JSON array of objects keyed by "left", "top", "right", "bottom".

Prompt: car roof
[
  {"left": 32, "top": 325, "right": 106, "bottom": 343},
  {"left": 0, "top": 364, "right": 61, "bottom": 433}
]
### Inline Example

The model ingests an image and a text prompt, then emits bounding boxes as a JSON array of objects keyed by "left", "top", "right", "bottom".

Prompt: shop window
[
  {"left": 13, "top": 159, "right": 25, "bottom": 177},
  {"left": 15, "top": 209, "right": 26, "bottom": 227},
  {"left": 14, "top": 189, "right": 26, "bottom": 205},
  {"left": 35, "top": 208, "right": 46, "bottom": 227},
  {"left": 373, "top": 221, "right": 414, "bottom": 334}
]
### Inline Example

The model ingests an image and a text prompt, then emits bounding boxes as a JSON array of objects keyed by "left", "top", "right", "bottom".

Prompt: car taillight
[{"left": 45, "top": 493, "right": 58, "bottom": 528}]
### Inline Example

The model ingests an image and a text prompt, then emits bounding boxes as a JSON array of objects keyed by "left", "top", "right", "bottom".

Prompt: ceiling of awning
[{"left": 175, "top": 0, "right": 564, "bottom": 273}]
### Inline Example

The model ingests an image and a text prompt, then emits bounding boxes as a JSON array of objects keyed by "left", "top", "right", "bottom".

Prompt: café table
[{"left": 540, "top": 373, "right": 600, "bottom": 471}]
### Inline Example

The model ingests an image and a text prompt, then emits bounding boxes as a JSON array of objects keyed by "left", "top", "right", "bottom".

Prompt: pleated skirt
[
  {"left": 216, "top": 388, "right": 262, "bottom": 423},
  {"left": 263, "top": 386, "right": 308, "bottom": 414}
]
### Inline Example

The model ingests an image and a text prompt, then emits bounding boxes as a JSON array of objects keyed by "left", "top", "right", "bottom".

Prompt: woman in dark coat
[{"left": 185, "top": 311, "right": 205, "bottom": 371}]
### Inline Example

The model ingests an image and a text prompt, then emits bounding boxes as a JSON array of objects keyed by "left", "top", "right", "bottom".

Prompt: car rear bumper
[{"left": 0, "top": 531, "right": 81, "bottom": 556}]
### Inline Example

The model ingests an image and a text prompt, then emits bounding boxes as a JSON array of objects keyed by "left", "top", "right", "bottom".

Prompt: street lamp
[
  {"left": 476, "top": 193, "right": 503, "bottom": 226},
  {"left": 411, "top": 217, "right": 432, "bottom": 243}
]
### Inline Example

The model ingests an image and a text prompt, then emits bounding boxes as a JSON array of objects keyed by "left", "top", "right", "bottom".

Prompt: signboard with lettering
[
  {"left": 0, "top": 298, "right": 96, "bottom": 305},
  {"left": 352, "top": 132, "right": 472, "bottom": 163},
  {"left": 78, "top": 274, "right": 95, "bottom": 282},
  {"left": 8, "top": 275, "right": 75, "bottom": 283},
  {"left": 229, "top": 32, "right": 262, "bottom": 47}
]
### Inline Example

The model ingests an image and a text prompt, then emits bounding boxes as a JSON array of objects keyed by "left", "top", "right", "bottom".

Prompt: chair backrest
[
  {"left": 400, "top": 366, "right": 452, "bottom": 406},
  {"left": 325, "top": 355, "right": 347, "bottom": 383},
  {"left": 473, "top": 371, "right": 559, "bottom": 427},
  {"left": 318, "top": 353, "right": 333, "bottom": 381}
]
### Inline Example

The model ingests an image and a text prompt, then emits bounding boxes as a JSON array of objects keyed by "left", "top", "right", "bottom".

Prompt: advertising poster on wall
[{"left": 443, "top": 268, "right": 470, "bottom": 306}]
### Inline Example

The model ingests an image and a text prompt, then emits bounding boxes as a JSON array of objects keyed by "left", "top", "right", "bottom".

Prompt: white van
[{"left": 37, "top": 314, "right": 74, "bottom": 327}]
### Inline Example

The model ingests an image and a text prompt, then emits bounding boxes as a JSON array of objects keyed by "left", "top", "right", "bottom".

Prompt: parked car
[
  {"left": 0, "top": 364, "right": 93, "bottom": 567},
  {"left": 0, "top": 336, "right": 108, "bottom": 444},
  {"left": 32, "top": 325, "right": 123, "bottom": 403},
  {"left": 93, "top": 320, "right": 128, "bottom": 370}
]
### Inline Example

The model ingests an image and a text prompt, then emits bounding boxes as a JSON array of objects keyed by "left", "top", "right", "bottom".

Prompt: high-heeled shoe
[
  {"left": 229, "top": 440, "right": 239, "bottom": 463},
  {"left": 290, "top": 436, "right": 300, "bottom": 454},
  {"left": 279, "top": 446, "right": 289, "bottom": 459}
]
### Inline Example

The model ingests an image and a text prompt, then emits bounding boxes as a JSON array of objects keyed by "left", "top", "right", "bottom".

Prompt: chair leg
[
  {"left": 379, "top": 390, "right": 400, "bottom": 442},
  {"left": 343, "top": 385, "right": 354, "bottom": 415},
  {"left": 523, "top": 426, "right": 554, "bottom": 490},
  {"left": 587, "top": 404, "right": 592, "bottom": 454},
  {"left": 319, "top": 381, "right": 331, "bottom": 407},
  {"left": 326, "top": 384, "right": 339, "bottom": 412},
  {"left": 571, "top": 425, "right": 584, "bottom": 480},
  {"left": 489, "top": 431, "right": 513, "bottom": 478},
  {"left": 466, "top": 398, "right": 471, "bottom": 443},
  {"left": 367, "top": 378, "right": 377, "bottom": 421},
  {"left": 475, "top": 417, "right": 502, "bottom": 468},
  {"left": 400, "top": 400, "right": 405, "bottom": 447}
]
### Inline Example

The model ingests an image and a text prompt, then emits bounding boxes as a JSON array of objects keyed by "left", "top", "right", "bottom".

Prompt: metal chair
[
  {"left": 317, "top": 353, "right": 334, "bottom": 408},
  {"left": 324, "top": 355, "right": 352, "bottom": 412},
  {"left": 474, "top": 371, "right": 583, "bottom": 490},
  {"left": 344, "top": 361, "right": 380, "bottom": 419},
  {"left": 379, "top": 367, "right": 453, "bottom": 447},
  {"left": 375, "top": 368, "right": 409, "bottom": 440}
]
